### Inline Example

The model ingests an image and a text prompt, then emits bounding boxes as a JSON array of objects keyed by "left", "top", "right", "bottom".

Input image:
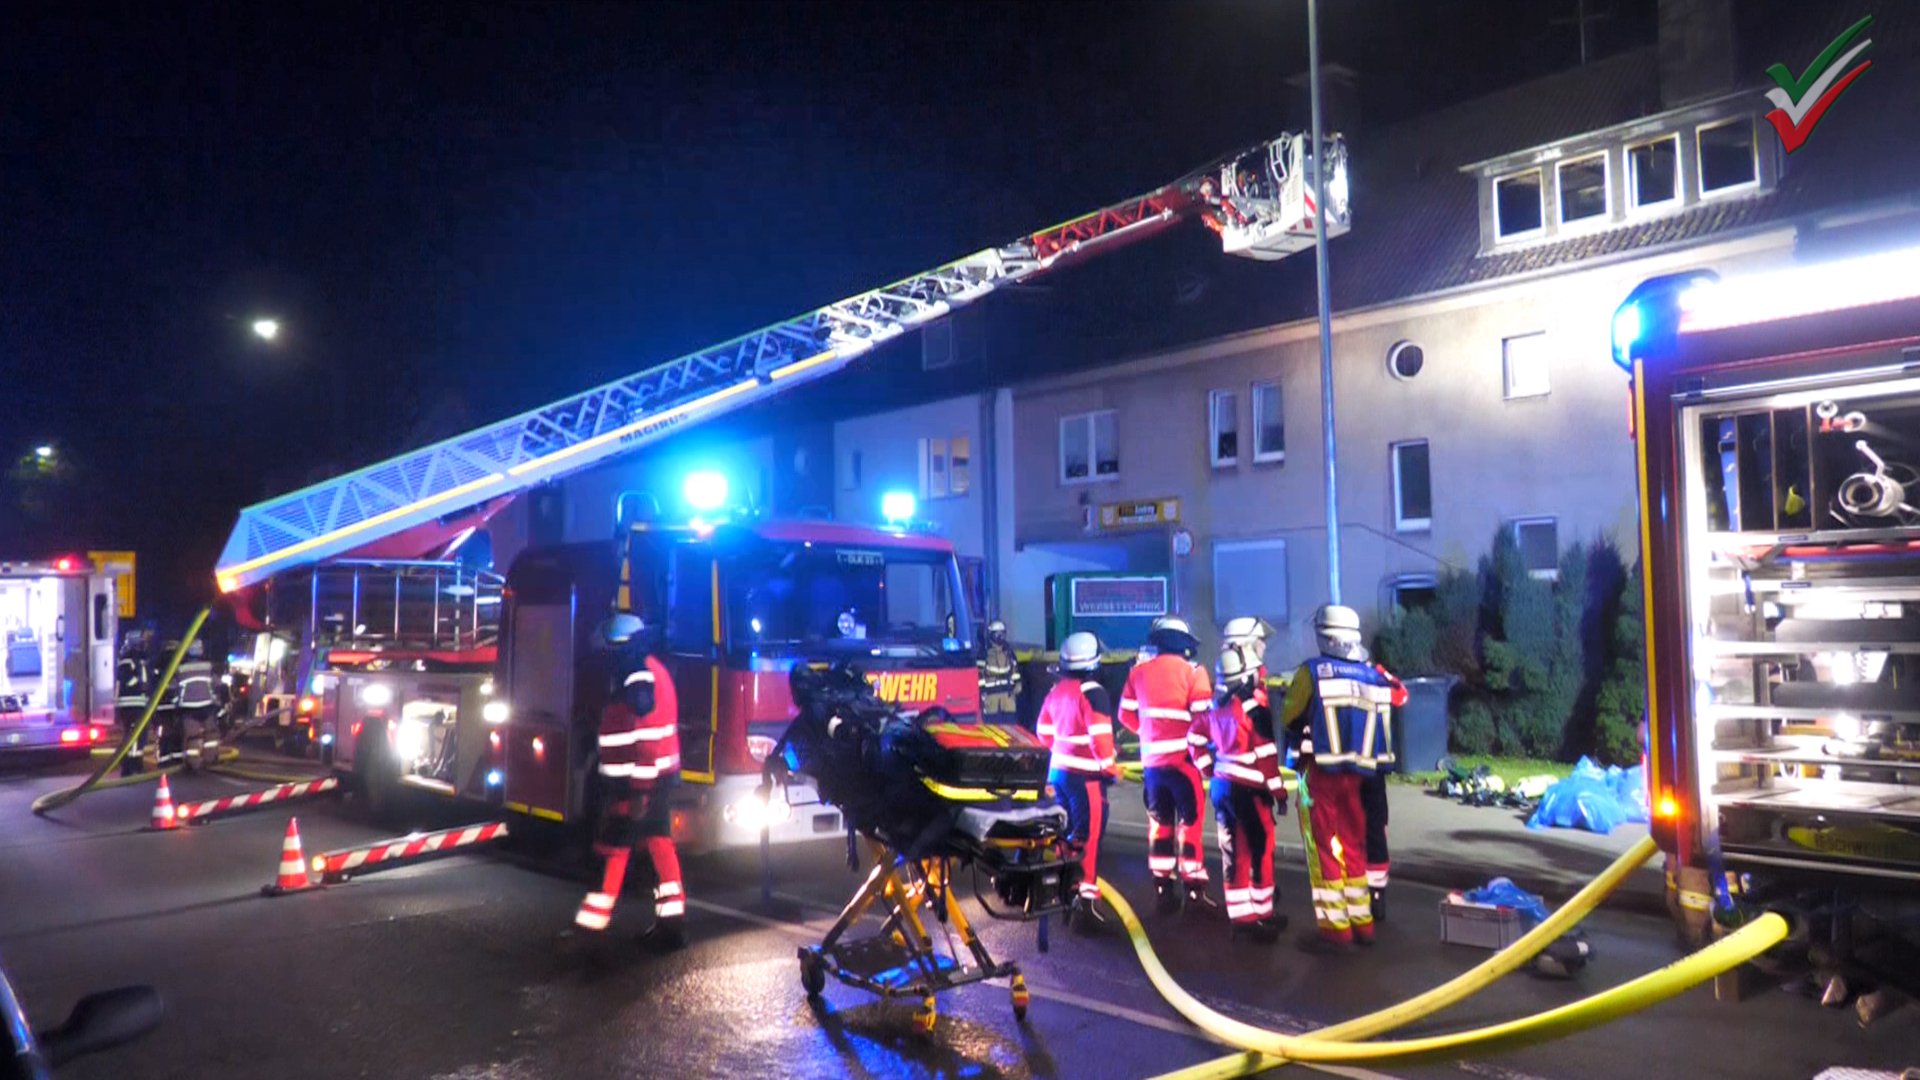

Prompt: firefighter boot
[
  {"left": 1154, "top": 878, "right": 1183, "bottom": 916},
  {"left": 640, "top": 916, "right": 687, "bottom": 954},
  {"left": 1234, "top": 916, "right": 1285, "bottom": 945},
  {"left": 1370, "top": 888, "right": 1387, "bottom": 924},
  {"left": 1185, "top": 881, "right": 1219, "bottom": 912}
]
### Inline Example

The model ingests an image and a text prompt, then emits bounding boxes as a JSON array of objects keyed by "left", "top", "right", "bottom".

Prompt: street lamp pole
[{"left": 1308, "top": 0, "right": 1342, "bottom": 607}]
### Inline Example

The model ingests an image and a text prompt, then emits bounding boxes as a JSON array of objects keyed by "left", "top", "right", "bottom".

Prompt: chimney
[
  {"left": 1285, "top": 63, "right": 1361, "bottom": 139},
  {"left": 1659, "top": 0, "right": 1737, "bottom": 108}
]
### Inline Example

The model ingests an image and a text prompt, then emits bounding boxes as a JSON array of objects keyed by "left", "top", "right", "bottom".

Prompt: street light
[
  {"left": 33, "top": 445, "right": 53, "bottom": 460},
  {"left": 251, "top": 318, "right": 282, "bottom": 342}
]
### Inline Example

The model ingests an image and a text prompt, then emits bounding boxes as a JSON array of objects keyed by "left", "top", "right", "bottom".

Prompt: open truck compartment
[
  {"left": 1680, "top": 365, "right": 1920, "bottom": 880},
  {"left": 0, "top": 559, "right": 117, "bottom": 746}
]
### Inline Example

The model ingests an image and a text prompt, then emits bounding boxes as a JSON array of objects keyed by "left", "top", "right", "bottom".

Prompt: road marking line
[{"left": 687, "top": 896, "right": 1409, "bottom": 1080}]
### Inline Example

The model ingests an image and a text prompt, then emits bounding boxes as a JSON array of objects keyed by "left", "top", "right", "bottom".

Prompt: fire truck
[
  {"left": 1614, "top": 245, "right": 1920, "bottom": 953},
  {"left": 214, "top": 131, "right": 1350, "bottom": 850},
  {"left": 0, "top": 556, "right": 118, "bottom": 753}
]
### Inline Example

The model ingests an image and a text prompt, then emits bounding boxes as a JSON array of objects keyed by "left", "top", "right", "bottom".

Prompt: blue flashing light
[
  {"left": 1610, "top": 302, "right": 1643, "bottom": 372},
  {"left": 1611, "top": 269, "right": 1720, "bottom": 373},
  {"left": 683, "top": 470, "right": 729, "bottom": 513},
  {"left": 881, "top": 490, "right": 916, "bottom": 525},
  {"left": 486, "top": 769, "right": 504, "bottom": 786}
]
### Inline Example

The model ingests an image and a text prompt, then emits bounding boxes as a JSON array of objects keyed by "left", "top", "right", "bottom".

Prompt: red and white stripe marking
[
  {"left": 177, "top": 777, "right": 339, "bottom": 823},
  {"left": 313, "top": 821, "right": 508, "bottom": 883}
]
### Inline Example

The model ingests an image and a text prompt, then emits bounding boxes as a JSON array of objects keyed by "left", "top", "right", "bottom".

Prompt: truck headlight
[
  {"left": 722, "top": 791, "right": 792, "bottom": 829},
  {"left": 360, "top": 683, "right": 393, "bottom": 708},
  {"left": 396, "top": 718, "right": 428, "bottom": 763},
  {"left": 482, "top": 701, "right": 510, "bottom": 725}
]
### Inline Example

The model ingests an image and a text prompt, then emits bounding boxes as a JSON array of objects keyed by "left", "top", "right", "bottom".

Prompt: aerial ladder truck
[{"left": 213, "top": 133, "right": 1351, "bottom": 850}]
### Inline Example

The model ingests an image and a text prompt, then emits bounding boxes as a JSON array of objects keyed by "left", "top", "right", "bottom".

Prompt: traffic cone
[
  {"left": 150, "top": 774, "right": 178, "bottom": 831},
  {"left": 261, "top": 817, "right": 315, "bottom": 896}
]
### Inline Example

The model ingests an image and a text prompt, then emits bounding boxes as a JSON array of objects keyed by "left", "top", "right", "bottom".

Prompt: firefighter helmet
[
  {"left": 1060, "top": 631, "right": 1101, "bottom": 671},
  {"left": 987, "top": 619, "right": 1009, "bottom": 646},
  {"left": 1219, "top": 641, "right": 1258, "bottom": 687},
  {"left": 1146, "top": 615, "right": 1198, "bottom": 658},
  {"left": 1313, "top": 604, "right": 1363, "bottom": 660},
  {"left": 599, "top": 613, "right": 645, "bottom": 646}
]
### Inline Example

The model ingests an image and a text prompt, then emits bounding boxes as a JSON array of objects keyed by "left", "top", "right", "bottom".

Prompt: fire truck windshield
[{"left": 725, "top": 541, "right": 972, "bottom": 660}]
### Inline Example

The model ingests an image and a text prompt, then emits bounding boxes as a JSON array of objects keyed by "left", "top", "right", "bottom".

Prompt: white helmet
[
  {"left": 1150, "top": 615, "right": 1192, "bottom": 636},
  {"left": 1314, "top": 604, "right": 1364, "bottom": 660},
  {"left": 1060, "top": 631, "right": 1101, "bottom": 671},
  {"left": 1221, "top": 616, "right": 1269, "bottom": 663},
  {"left": 1146, "top": 615, "right": 1198, "bottom": 658},
  {"left": 1219, "top": 641, "right": 1258, "bottom": 686}
]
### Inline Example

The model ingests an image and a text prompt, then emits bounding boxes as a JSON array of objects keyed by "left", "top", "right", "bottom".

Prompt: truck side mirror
[{"left": 38, "top": 986, "right": 163, "bottom": 1067}]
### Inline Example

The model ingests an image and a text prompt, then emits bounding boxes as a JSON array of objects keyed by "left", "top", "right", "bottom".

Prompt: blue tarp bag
[{"left": 1526, "top": 757, "right": 1649, "bottom": 834}]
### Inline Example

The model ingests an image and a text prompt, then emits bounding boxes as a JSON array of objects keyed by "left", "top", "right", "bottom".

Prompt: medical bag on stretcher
[{"left": 914, "top": 721, "right": 1052, "bottom": 795}]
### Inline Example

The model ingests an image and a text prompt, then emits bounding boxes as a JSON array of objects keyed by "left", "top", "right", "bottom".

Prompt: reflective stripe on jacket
[
  {"left": 1036, "top": 676, "right": 1116, "bottom": 776},
  {"left": 597, "top": 656, "right": 681, "bottom": 787},
  {"left": 1119, "top": 654, "right": 1212, "bottom": 768}
]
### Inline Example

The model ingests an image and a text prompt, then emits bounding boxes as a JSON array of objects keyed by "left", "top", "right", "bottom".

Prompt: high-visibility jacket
[
  {"left": 597, "top": 656, "right": 680, "bottom": 789},
  {"left": 1036, "top": 675, "right": 1117, "bottom": 777},
  {"left": 1198, "top": 689, "right": 1285, "bottom": 797},
  {"left": 1280, "top": 656, "right": 1407, "bottom": 775},
  {"left": 172, "top": 658, "right": 217, "bottom": 710},
  {"left": 1119, "top": 653, "right": 1213, "bottom": 769},
  {"left": 115, "top": 658, "right": 151, "bottom": 709}
]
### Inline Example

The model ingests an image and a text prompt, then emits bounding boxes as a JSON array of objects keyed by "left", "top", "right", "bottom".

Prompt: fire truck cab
[
  {"left": 0, "top": 556, "right": 118, "bottom": 752},
  {"left": 493, "top": 506, "right": 981, "bottom": 851},
  {"left": 1616, "top": 248, "right": 1920, "bottom": 933}
]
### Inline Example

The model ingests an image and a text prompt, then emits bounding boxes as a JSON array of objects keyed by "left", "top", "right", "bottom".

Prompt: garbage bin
[{"left": 1398, "top": 675, "right": 1458, "bottom": 774}]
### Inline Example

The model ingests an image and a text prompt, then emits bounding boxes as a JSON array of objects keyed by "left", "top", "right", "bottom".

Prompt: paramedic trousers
[
  {"left": 1210, "top": 779, "right": 1276, "bottom": 925},
  {"left": 1359, "top": 771, "right": 1390, "bottom": 893},
  {"left": 1051, "top": 769, "right": 1111, "bottom": 901},
  {"left": 1305, "top": 765, "right": 1373, "bottom": 943},
  {"left": 576, "top": 778, "right": 684, "bottom": 931},
  {"left": 1143, "top": 762, "right": 1208, "bottom": 883}
]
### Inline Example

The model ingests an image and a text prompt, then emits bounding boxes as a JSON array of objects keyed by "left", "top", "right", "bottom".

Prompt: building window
[
  {"left": 950, "top": 436, "right": 971, "bottom": 496},
  {"left": 1209, "top": 389, "right": 1239, "bottom": 468},
  {"left": 1213, "top": 538, "right": 1289, "bottom": 627},
  {"left": 1510, "top": 516, "right": 1560, "bottom": 580},
  {"left": 1387, "top": 574, "right": 1438, "bottom": 613},
  {"left": 1252, "top": 380, "right": 1285, "bottom": 463},
  {"left": 919, "top": 438, "right": 949, "bottom": 499},
  {"left": 1627, "top": 136, "right": 1678, "bottom": 211},
  {"left": 1060, "top": 410, "right": 1118, "bottom": 483},
  {"left": 1387, "top": 341, "right": 1424, "bottom": 381},
  {"left": 1503, "top": 332, "right": 1551, "bottom": 399},
  {"left": 1493, "top": 169, "right": 1544, "bottom": 239},
  {"left": 1557, "top": 153, "right": 1608, "bottom": 225},
  {"left": 1698, "top": 118, "right": 1758, "bottom": 196},
  {"left": 1392, "top": 440, "right": 1432, "bottom": 532}
]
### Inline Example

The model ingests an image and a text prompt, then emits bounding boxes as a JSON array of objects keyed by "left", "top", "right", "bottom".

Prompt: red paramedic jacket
[
  {"left": 597, "top": 655, "right": 681, "bottom": 790},
  {"left": 1198, "top": 691, "right": 1286, "bottom": 798},
  {"left": 1036, "top": 675, "right": 1118, "bottom": 777},
  {"left": 1119, "top": 653, "right": 1213, "bottom": 769}
]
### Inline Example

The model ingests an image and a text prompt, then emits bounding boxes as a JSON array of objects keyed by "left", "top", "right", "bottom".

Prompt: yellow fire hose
[
  {"left": 33, "top": 607, "right": 212, "bottom": 814},
  {"left": 1096, "top": 832, "right": 1790, "bottom": 1070}
]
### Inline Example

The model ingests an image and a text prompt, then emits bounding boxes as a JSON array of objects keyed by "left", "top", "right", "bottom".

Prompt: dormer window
[
  {"left": 1698, "top": 117, "right": 1758, "bottom": 196},
  {"left": 1627, "top": 136, "right": 1679, "bottom": 211},
  {"left": 1494, "top": 169, "right": 1544, "bottom": 239},
  {"left": 1557, "top": 153, "right": 1608, "bottom": 225}
]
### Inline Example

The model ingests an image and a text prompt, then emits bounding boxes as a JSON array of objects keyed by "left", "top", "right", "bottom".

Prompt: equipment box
[{"left": 1439, "top": 899, "right": 1525, "bottom": 950}]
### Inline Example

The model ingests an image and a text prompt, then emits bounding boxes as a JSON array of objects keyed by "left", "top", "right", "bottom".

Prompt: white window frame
[
  {"left": 919, "top": 437, "right": 949, "bottom": 499},
  {"left": 1386, "top": 573, "right": 1439, "bottom": 612},
  {"left": 1696, "top": 117, "right": 1760, "bottom": 200},
  {"left": 1212, "top": 537, "right": 1290, "bottom": 626},
  {"left": 1502, "top": 331, "right": 1551, "bottom": 400},
  {"left": 1509, "top": 516, "right": 1561, "bottom": 581},
  {"left": 1386, "top": 340, "right": 1424, "bottom": 381},
  {"left": 1058, "top": 409, "right": 1119, "bottom": 485},
  {"left": 1555, "top": 151, "right": 1610, "bottom": 228},
  {"left": 1492, "top": 168, "right": 1545, "bottom": 240},
  {"left": 1391, "top": 439, "right": 1432, "bottom": 533},
  {"left": 1251, "top": 379, "right": 1285, "bottom": 464},
  {"left": 949, "top": 435, "right": 971, "bottom": 497},
  {"left": 1626, "top": 135, "right": 1680, "bottom": 214},
  {"left": 1208, "top": 389, "right": 1239, "bottom": 469}
]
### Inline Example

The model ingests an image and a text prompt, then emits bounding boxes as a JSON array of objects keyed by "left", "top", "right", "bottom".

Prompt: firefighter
[
  {"left": 1280, "top": 605, "right": 1406, "bottom": 948},
  {"left": 978, "top": 619, "right": 1022, "bottom": 724},
  {"left": 1199, "top": 641, "right": 1287, "bottom": 942},
  {"left": 1119, "top": 616, "right": 1214, "bottom": 914},
  {"left": 173, "top": 640, "right": 219, "bottom": 767},
  {"left": 574, "top": 614, "right": 687, "bottom": 952},
  {"left": 1035, "top": 631, "right": 1117, "bottom": 932},
  {"left": 114, "top": 639, "right": 152, "bottom": 777},
  {"left": 1221, "top": 616, "right": 1273, "bottom": 709}
]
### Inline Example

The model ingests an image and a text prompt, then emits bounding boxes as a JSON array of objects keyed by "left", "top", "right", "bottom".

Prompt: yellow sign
[
  {"left": 88, "top": 551, "right": 136, "bottom": 618},
  {"left": 1100, "top": 498, "right": 1180, "bottom": 529},
  {"left": 868, "top": 671, "right": 940, "bottom": 705}
]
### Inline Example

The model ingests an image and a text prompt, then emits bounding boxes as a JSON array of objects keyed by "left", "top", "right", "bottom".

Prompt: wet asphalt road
[{"left": 2, "top": 752, "right": 1915, "bottom": 1080}]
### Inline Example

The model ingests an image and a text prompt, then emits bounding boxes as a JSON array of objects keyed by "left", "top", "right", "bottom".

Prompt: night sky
[{"left": 3, "top": 0, "right": 1657, "bottom": 619}]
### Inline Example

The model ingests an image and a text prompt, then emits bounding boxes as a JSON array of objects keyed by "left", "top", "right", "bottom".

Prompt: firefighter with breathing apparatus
[
  {"left": 1119, "top": 615, "right": 1215, "bottom": 913},
  {"left": 1222, "top": 616, "right": 1273, "bottom": 707},
  {"left": 114, "top": 636, "right": 153, "bottom": 777},
  {"left": 574, "top": 614, "right": 687, "bottom": 952},
  {"left": 978, "top": 618, "right": 1022, "bottom": 723},
  {"left": 1280, "top": 605, "right": 1406, "bottom": 948},
  {"left": 1035, "top": 631, "right": 1117, "bottom": 933},
  {"left": 1198, "top": 639, "right": 1288, "bottom": 942}
]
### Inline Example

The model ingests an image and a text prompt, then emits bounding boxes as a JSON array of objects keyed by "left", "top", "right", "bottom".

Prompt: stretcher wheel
[
  {"left": 913, "top": 996, "right": 938, "bottom": 1033},
  {"left": 1010, "top": 974, "right": 1030, "bottom": 1021},
  {"left": 798, "top": 949, "right": 826, "bottom": 998}
]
